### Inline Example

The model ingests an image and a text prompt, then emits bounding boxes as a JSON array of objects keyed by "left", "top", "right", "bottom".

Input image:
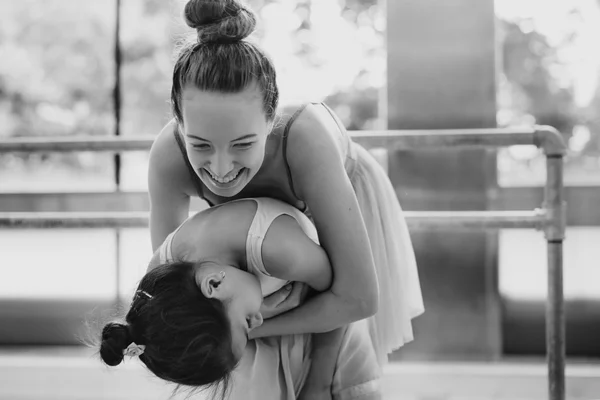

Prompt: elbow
[
  {"left": 356, "top": 294, "right": 378, "bottom": 319},
  {"left": 332, "top": 276, "right": 379, "bottom": 322},
  {"left": 533, "top": 125, "right": 567, "bottom": 157},
  {"left": 338, "top": 291, "right": 378, "bottom": 322},
  {"left": 354, "top": 278, "right": 379, "bottom": 318}
]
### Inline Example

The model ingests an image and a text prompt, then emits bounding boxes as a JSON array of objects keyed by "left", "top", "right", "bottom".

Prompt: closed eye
[
  {"left": 233, "top": 142, "right": 253, "bottom": 150},
  {"left": 192, "top": 143, "right": 211, "bottom": 150}
]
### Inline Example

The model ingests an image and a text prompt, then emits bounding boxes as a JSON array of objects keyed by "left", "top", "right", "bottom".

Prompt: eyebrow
[{"left": 185, "top": 134, "right": 257, "bottom": 142}]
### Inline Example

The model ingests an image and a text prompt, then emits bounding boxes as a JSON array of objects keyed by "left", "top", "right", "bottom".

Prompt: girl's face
[
  {"left": 195, "top": 262, "right": 263, "bottom": 360},
  {"left": 181, "top": 84, "right": 272, "bottom": 198}
]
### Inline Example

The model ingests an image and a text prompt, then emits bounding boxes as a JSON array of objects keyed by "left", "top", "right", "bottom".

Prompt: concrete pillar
[{"left": 386, "top": 0, "right": 500, "bottom": 360}]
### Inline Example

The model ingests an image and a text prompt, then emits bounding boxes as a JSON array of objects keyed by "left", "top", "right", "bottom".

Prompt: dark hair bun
[
  {"left": 100, "top": 322, "right": 133, "bottom": 367},
  {"left": 184, "top": 0, "right": 256, "bottom": 44}
]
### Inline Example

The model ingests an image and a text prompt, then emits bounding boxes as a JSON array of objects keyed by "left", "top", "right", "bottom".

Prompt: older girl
[{"left": 148, "top": 0, "right": 423, "bottom": 365}]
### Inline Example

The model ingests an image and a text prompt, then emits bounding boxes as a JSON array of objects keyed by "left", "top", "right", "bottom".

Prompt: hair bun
[
  {"left": 184, "top": 0, "right": 256, "bottom": 44},
  {"left": 100, "top": 322, "right": 133, "bottom": 367}
]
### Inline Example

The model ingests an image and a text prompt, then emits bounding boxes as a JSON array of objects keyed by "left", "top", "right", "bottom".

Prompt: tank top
[
  {"left": 172, "top": 102, "right": 357, "bottom": 213},
  {"left": 158, "top": 197, "right": 320, "bottom": 297}
]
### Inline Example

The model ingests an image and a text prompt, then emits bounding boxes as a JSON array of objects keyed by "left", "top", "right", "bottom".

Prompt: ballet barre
[
  {"left": 0, "top": 209, "right": 548, "bottom": 230},
  {"left": 0, "top": 126, "right": 562, "bottom": 153},
  {"left": 0, "top": 126, "right": 567, "bottom": 400}
]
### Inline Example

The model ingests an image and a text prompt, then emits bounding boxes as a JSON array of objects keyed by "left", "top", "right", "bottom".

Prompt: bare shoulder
[
  {"left": 149, "top": 119, "right": 185, "bottom": 181},
  {"left": 286, "top": 104, "right": 346, "bottom": 162},
  {"left": 178, "top": 199, "right": 258, "bottom": 250},
  {"left": 263, "top": 213, "right": 332, "bottom": 290},
  {"left": 148, "top": 119, "right": 197, "bottom": 197},
  {"left": 285, "top": 104, "right": 348, "bottom": 198},
  {"left": 202, "top": 199, "right": 258, "bottom": 233}
]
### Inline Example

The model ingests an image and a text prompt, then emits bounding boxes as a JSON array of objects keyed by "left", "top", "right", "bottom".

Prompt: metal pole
[
  {"left": 113, "top": 0, "right": 123, "bottom": 311},
  {"left": 0, "top": 212, "right": 150, "bottom": 228},
  {"left": 544, "top": 155, "right": 566, "bottom": 400},
  {"left": 403, "top": 210, "right": 545, "bottom": 230},
  {"left": 352, "top": 127, "right": 537, "bottom": 150},
  {"left": 0, "top": 128, "right": 540, "bottom": 153},
  {"left": 0, "top": 136, "right": 155, "bottom": 153},
  {"left": 0, "top": 210, "right": 546, "bottom": 230},
  {"left": 115, "top": 228, "right": 122, "bottom": 309},
  {"left": 113, "top": 0, "right": 122, "bottom": 190}
]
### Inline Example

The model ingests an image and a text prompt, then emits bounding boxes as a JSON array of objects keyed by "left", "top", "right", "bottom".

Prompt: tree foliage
[
  {"left": 1, "top": 0, "right": 598, "bottom": 177},
  {"left": 497, "top": 17, "right": 580, "bottom": 139}
]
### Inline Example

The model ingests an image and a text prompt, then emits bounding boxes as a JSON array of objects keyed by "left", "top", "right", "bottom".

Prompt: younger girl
[{"left": 100, "top": 198, "right": 381, "bottom": 399}]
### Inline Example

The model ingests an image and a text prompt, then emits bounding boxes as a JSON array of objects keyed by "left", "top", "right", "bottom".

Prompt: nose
[
  {"left": 250, "top": 312, "right": 263, "bottom": 329},
  {"left": 209, "top": 153, "right": 234, "bottom": 178}
]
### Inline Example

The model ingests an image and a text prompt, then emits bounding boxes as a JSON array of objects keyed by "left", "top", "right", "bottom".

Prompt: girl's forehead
[
  {"left": 182, "top": 84, "right": 263, "bottom": 104},
  {"left": 182, "top": 95, "right": 267, "bottom": 132}
]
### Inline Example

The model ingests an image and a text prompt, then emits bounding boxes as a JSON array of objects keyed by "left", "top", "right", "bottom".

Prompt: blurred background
[{"left": 0, "top": 0, "right": 599, "bottom": 399}]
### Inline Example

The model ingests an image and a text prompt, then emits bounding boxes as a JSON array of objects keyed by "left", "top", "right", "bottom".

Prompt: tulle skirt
[
  {"left": 226, "top": 334, "right": 311, "bottom": 400},
  {"left": 226, "top": 320, "right": 381, "bottom": 400},
  {"left": 347, "top": 142, "right": 424, "bottom": 365}
]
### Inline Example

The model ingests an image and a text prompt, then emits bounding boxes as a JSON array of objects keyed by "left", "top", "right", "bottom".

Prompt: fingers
[
  {"left": 263, "top": 283, "right": 293, "bottom": 308},
  {"left": 290, "top": 281, "right": 303, "bottom": 295},
  {"left": 259, "top": 282, "right": 303, "bottom": 319},
  {"left": 275, "top": 283, "right": 293, "bottom": 306},
  {"left": 284, "top": 282, "right": 304, "bottom": 309}
]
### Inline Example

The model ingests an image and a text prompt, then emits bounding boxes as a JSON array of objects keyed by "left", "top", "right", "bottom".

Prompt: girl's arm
[
  {"left": 298, "top": 327, "right": 346, "bottom": 400},
  {"left": 148, "top": 120, "right": 192, "bottom": 253},
  {"left": 260, "top": 214, "right": 332, "bottom": 292},
  {"left": 259, "top": 213, "right": 346, "bottom": 400},
  {"left": 250, "top": 105, "right": 378, "bottom": 339}
]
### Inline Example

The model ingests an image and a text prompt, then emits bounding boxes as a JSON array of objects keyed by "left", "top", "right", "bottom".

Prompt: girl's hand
[{"left": 259, "top": 282, "right": 305, "bottom": 320}]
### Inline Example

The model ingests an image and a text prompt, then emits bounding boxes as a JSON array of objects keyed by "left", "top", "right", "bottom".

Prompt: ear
[{"left": 198, "top": 272, "right": 226, "bottom": 299}]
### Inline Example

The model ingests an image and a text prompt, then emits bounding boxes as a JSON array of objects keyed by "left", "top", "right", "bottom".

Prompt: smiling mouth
[{"left": 204, "top": 168, "right": 244, "bottom": 185}]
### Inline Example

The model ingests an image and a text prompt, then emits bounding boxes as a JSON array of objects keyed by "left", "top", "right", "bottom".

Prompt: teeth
[{"left": 206, "top": 168, "right": 242, "bottom": 184}]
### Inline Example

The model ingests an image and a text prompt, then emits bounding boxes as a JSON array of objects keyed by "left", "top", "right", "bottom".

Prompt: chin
[{"left": 210, "top": 185, "right": 246, "bottom": 198}]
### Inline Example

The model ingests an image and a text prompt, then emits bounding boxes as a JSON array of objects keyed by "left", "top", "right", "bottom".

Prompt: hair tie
[{"left": 124, "top": 342, "right": 145, "bottom": 358}]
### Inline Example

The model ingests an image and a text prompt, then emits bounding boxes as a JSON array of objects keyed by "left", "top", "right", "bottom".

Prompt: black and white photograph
[{"left": 0, "top": 0, "right": 599, "bottom": 399}]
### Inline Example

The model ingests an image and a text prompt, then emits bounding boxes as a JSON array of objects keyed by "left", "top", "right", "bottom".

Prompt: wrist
[{"left": 248, "top": 324, "right": 267, "bottom": 340}]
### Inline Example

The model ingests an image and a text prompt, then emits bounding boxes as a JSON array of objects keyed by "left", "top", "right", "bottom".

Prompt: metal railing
[{"left": 0, "top": 126, "right": 567, "bottom": 400}]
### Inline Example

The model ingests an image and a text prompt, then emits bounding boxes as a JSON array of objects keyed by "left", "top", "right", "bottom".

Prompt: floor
[{"left": 1, "top": 347, "right": 599, "bottom": 400}]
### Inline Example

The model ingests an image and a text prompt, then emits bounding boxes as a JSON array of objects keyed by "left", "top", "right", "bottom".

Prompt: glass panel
[
  {"left": 499, "top": 227, "right": 600, "bottom": 301},
  {"left": 495, "top": 0, "right": 600, "bottom": 187},
  {"left": 0, "top": 229, "right": 117, "bottom": 300},
  {"left": 120, "top": 152, "right": 150, "bottom": 191},
  {"left": 119, "top": 0, "right": 182, "bottom": 192},
  {"left": 0, "top": 0, "right": 116, "bottom": 192},
  {"left": 120, "top": 0, "right": 179, "bottom": 140},
  {"left": 118, "top": 228, "right": 153, "bottom": 300}
]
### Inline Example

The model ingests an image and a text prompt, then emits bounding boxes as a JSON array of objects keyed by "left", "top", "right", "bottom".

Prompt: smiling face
[
  {"left": 181, "top": 84, "right": 272, "bottom": 198},
  {"left": 195, "top": 262, "right": 264, "bottom": 360}
]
